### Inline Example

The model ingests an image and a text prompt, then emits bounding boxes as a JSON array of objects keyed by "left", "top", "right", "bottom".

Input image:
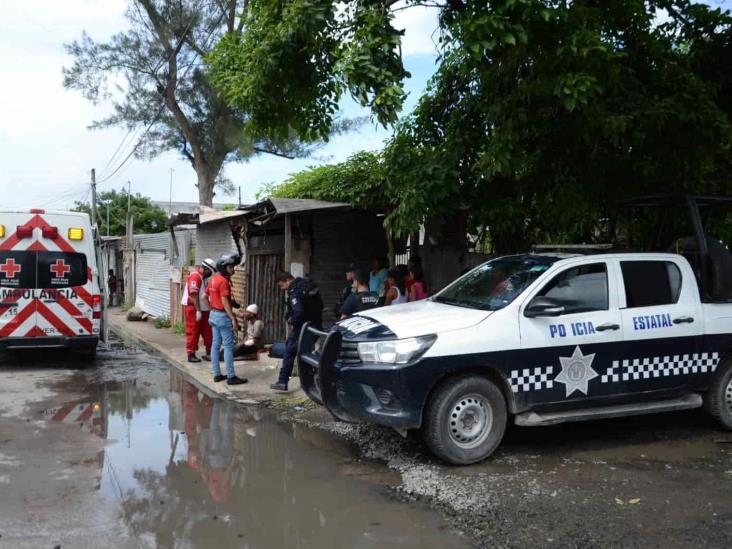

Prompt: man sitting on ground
[
  {"left": 233, "top": 304, "right": 265, "bottom": 359},
  {"left": 340, "top": 269, "right": 379, "bottom": 319}
]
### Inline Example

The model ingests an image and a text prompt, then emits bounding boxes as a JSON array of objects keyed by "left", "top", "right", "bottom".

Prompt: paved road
[{"left": 0, "top": 342, "right": 468, "bottom": 549}]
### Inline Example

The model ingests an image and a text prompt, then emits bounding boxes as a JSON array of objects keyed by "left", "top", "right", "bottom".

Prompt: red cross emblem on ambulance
[
  {"left": 0, "top": 258, "right": 21, "bottom": 279},
  {"left": 50, "top": 259, "right": 71, "bottom": 278}
]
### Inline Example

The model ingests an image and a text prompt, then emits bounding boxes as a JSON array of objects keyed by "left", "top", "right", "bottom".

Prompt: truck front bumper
[{"left": 297, "top": 323, "right": 423, "bottom": 430}]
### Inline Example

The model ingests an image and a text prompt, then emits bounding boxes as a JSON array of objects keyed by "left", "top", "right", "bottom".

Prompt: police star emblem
[{"left": 555, "top": 346, "right": 599, "bottom": 397}]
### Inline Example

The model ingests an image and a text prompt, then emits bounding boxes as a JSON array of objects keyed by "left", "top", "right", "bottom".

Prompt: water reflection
[{"left": 90, "top": 369, "right": 467, "bottom": 549}]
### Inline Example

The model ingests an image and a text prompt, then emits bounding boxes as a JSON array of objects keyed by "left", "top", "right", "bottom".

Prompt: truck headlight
[{"left": 357, "top": 335, "right": 436, "bottom": 365}]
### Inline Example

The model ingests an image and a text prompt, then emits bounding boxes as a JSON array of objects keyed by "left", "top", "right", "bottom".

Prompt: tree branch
[{"left": 253, "top": 147, "right": 296, "bottom": 159}]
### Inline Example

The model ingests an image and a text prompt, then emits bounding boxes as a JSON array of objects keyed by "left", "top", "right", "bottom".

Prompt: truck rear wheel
[
  {"left": 423, "top": 375, "right": 507, "bottom": 465},
  {"left": 705, "top": 360, "right": 732, "bottom": 430}
]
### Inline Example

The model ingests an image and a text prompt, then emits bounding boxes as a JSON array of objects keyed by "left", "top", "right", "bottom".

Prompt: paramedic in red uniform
[
  {"left": 184, "top": 258, "right": 216, "bottom": 363},
  {"left": 206, "top": 254, "right": 247, "bottom": 385}
]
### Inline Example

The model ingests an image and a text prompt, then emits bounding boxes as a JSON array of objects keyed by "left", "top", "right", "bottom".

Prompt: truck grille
[{"left": 339, "top": 341, "right": 361, "bottom": 364}]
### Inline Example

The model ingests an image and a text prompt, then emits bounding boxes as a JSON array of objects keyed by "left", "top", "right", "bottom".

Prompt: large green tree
[
  {"left": 72, "top": 189, "right": 168, "bottom": 236},
  {"left": 63, "top": 0, "right": 322, "bottom": 206},
  {"left": 209, "top": 0, "right": 732, "bottom": 252}
]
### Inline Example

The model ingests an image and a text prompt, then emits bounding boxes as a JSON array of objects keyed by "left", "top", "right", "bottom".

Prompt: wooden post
[{"left": 284, "top": 213, "right": 293, "bottom": 274}]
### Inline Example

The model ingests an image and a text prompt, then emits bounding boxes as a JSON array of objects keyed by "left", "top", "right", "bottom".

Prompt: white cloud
[
  {"left": 393, "top": 3, "right": 441, "bottom": 56},
  {"left": 0, "top": 1, "right": 432, "bottom": 212}
]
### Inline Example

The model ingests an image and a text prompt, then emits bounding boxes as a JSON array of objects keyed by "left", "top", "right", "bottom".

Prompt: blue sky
[{"left": 0, "top": 1, "right": 729, "bottom": 210}]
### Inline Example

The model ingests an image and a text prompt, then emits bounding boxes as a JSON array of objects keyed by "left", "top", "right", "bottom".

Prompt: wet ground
[
  {"left": 295, "top": 404, "right": 732, "bottom": 548},
  {"left": 2, "top": 342, "right": 731, "bottom": 548},
  {"left": 0, "top": 342, "right": 469, "bottom": 548}
]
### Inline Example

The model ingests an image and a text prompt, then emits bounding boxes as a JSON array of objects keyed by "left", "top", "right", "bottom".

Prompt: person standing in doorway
[
  {"left": 340, "top": 269, "right": 380, "bottom": 318},
  {"left": 207, "top": 254, "right": 247, "bottom": 385},
  {"left": 107, "top": 269, "right": 117, "bottom": 307},
  {"left": 183, "top": 258, "right": 216, "bottom": 363},
  {"left": 271, "top": 272, "right": 323, "bottom": 392},
  {"left": 369, "top": 257, "right": 388, "bottom": 304}
]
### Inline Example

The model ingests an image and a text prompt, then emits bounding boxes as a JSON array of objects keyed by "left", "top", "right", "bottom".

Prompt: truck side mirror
[{"left": 524, "top": 296, "right": 566, "bottom": 318}]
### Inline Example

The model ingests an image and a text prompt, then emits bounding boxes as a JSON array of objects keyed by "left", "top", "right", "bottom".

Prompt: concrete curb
[{"left": 108, "top": 310, "right": 308, "bottom": 408}]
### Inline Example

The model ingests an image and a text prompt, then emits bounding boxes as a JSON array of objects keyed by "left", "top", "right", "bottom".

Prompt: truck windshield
[{"left": 433, "top": 256, "right": 558, "bottom": 311}]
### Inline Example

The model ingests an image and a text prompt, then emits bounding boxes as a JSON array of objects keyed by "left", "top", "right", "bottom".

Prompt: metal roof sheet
[{"left": 239, "top": 197, "right": 351, "bottom": 216}]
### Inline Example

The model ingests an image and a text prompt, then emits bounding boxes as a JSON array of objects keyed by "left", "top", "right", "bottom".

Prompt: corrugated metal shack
[
  {"left": 132, "top": 229, "right": 195, "bottom": 318},
  {"left": 240, "top": 198, "right": 389, "bottom": 341},
  {"left": 169, "top": 199, "right": 389, "bottom": 342}
]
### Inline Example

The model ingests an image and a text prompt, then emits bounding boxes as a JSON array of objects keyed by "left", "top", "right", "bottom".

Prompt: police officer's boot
[{"left": 270, "top": 381, "right": 288, "bottom": 392}]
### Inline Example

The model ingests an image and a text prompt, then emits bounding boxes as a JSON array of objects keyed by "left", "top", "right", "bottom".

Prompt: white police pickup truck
[{"left": 298, "top": 251, "right": 732, "bottom": 464}]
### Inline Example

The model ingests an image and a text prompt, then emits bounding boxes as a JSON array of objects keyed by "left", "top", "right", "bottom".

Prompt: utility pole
[
  {"left": 238, "top": 185, "right": 241, "bottom": 207},
  {"left": 90, "top": 168, "right": 98, "bottom": 226},
  {"left": 169, "top": 168, "right": 174, "bottom": 216},
  {"left": 106, "top": 203, "right": 110, "bottom": 237}
]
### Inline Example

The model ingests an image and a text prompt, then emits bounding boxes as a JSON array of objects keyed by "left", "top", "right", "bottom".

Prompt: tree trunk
[{"left": 195, "top": 161, "right": 222, "bottom": 207}]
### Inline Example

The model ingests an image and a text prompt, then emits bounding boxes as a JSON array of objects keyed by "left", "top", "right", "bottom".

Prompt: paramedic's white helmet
[
  {"left": 246, "top": 304, "right": 258, "bottom": 315},
  {"left": 202, "top": 258, "right": 216, "bottom": 274}
]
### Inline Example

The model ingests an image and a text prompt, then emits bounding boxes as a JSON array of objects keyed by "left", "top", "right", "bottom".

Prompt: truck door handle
[
  {"left": 595, "top": 323, "right": 620, "bottom": 332},
  {"left": 673, "top": 316, "right": 694, "bottom": 324}
]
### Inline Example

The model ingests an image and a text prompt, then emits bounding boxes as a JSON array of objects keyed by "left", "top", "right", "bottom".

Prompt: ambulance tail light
[
  {"left": 0, "top": 225, "right": 4, "bottom": 238},
  {"left": 30, "top": 209, "right": 45, "bottom": 214},
  {"left": 16, "top": 226, "right": 33, "bottom": 238},
  {"left": 42, "top": 226, "right": 58, "bottom": 239},
  {"left": 68, "top": 228, "right": 84, "bottom": 240},
  {"left": 92, "top": 294, "right": 102, "bottom": 319}
]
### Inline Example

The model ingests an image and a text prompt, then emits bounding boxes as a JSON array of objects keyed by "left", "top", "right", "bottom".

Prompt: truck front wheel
[
  {"left": 423, "top": 375, "right": 507, "bottom": 465},
  {"left": 705, "top": 361, "right": 732, "bottom": 430}
]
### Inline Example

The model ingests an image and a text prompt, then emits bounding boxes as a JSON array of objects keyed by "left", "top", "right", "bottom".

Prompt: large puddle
[{"left": 35, "top": 359, "right": 469, "bottom": 548}]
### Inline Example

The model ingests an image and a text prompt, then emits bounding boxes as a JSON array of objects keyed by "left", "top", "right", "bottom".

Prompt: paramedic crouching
[
  {"left": 207, "top": 254, "right": 247, "bottom": 386},
  {"left": 270, "top": 272, "right": 323, "bottom": 392}
]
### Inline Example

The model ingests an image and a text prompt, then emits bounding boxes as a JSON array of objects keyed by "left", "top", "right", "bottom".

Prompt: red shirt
[
  {"left": 207, "top": 273, "right": 231, "bottom": 310},
  {"left": 185, "top": 268, "right": 204, "bottom": 306}
]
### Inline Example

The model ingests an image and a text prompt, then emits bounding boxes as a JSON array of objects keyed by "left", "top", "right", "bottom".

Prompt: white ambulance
[{"left": 0, "top": 209, "right": 104, "bottom": 360}]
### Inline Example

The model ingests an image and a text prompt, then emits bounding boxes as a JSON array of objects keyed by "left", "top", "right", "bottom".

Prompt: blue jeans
[{"left": 209, "top": 310, "right": 235, "bottom": 378}]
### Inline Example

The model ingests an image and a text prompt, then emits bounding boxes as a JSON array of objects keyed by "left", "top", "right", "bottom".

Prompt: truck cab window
[
  {"left": 537, "top": 263, "right": 608, "bottom": 314},
  {"left": 621, "top": 261, "right": 681, "bottom": 308}
]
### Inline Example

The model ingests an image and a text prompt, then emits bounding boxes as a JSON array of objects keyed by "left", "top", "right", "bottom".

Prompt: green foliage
[
  {"left": 262, "top": 151, "right": 387, "bottom": 212},
  {"left": 172, "top": 321, "right": 186, "bottom": 335},
  {"left": 213, "top": 0, "right": 732, "bottom": 252},
  {"left": 383, "top": 0, "right": 732, "bottom": 250},
  {"left": 72, "top": 189, "right": 168, "bottom": 236},
  {"left": 154, "top": 316, "right": 172, "bottom": 329},
  {"left": 207, "top": 0, "right": 409, "bottom": 141}
]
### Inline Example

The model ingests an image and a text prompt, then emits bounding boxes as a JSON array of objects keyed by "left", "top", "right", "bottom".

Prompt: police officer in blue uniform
[{"left": 271, "top": 271, "right": 322, "bottom": 392}]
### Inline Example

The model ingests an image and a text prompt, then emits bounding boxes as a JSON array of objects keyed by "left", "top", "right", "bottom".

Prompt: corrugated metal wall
[
  {"left": 195, "top": 223, "right": 238, "bottom": 264},
  {"left": 247, "top": 254, "right": 285, "bottom": 342},
  {"left": 135, "top": 249, "right": 169, "bottom": 317},
  {"left": 133, "top": 232, "right": 181, "bottom": 318}
]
